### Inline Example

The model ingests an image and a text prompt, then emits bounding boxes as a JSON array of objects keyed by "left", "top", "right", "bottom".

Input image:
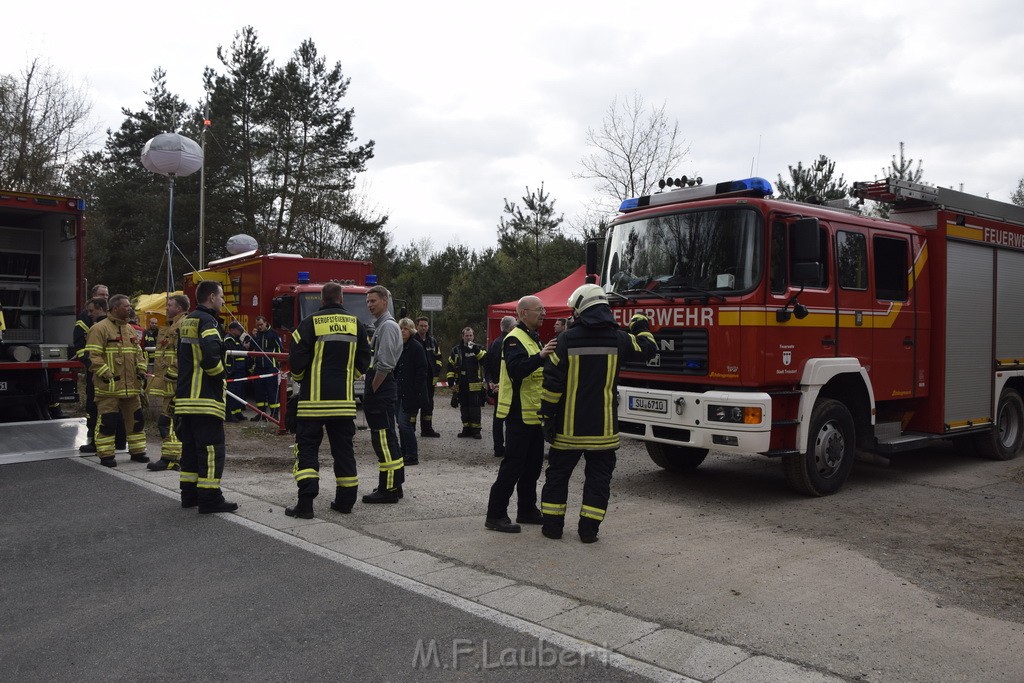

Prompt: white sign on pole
[{"left": 421, "top": 294, "right": 444, "bottom": 311}]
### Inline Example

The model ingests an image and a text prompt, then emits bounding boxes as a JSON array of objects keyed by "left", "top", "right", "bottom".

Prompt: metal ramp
[{"left": 0, "top": 418, "right": 88, "bottom": 466}]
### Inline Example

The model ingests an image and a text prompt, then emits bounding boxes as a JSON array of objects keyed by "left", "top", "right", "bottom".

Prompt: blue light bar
[{"left": 619, "top": 177, "right": 774, "bottom": 213}]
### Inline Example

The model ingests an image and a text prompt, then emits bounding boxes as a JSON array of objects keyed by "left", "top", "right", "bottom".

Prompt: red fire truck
[
  {"left": 182, "top": 251, "right": 380, "bottom": 342},
  {"left": 588, "top": 176, "right": 1024, "bottom": 495},
  {"left": 0, "top": 190, "right": 85, "bottom": 421}
]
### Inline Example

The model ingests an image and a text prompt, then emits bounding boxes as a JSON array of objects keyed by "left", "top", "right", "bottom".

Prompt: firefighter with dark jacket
[
  {"left": 485, "top": 315, "right": 517, "bottom": 458},
  {"left": 414, "top": 316, "right": 442, "bottom": 437},
  {"left": 223, "top": 322, "right": 248, "bottom": 421},
  {"left": 176, "top": 280, "right": 237, "bottom": 514},
  {"left": 74, "top": 296, "right": 108, "bottom": 452},
  {"left": 248, "top": 315, "right": 283, "bottom": 420},
  {"left": 146, "top": 293, "right": 190, "bottom": 471},
  {"left": 284, "top": 282, "right": 372, "bottom": 519},
  {"left": 85, "top": 293, "right": 150, "bottom": 466},
  {"left": 395, "top": 318, "right": 429, "bottom": 466},
  {"left": 538, "top": 284, "right": 657, "bottom": 544},
  {"left": 446, "top": 326, "right": 486, "bottom": 438}
]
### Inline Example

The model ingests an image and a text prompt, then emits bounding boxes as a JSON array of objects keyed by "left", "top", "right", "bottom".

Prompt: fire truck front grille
[{"left": 625, "top": 328, "right": 709, "bottom": 376}]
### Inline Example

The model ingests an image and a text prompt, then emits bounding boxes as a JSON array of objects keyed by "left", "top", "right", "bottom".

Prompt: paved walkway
[{"left": 0, "top": 439, "right": 842, "bottom": 682}]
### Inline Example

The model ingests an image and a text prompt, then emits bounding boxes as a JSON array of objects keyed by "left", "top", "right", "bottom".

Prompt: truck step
[
  {"left": 874, "top": 431, "right": 939, "bottom": 454},
  {"left": 762, "top": 449, "right": 800, "bottom": 458},
  {"left": 771, "top": 419, "right": 800, "bottom": 426}
]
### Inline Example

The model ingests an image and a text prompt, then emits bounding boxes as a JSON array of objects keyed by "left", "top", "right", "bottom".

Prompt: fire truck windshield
[{"left": 604, "top": 207, "right": 763, "bottom": 297}]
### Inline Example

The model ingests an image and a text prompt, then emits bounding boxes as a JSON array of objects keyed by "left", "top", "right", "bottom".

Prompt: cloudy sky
[{"left": 4, "top": 1, "right": 1023, "bottom": 253}]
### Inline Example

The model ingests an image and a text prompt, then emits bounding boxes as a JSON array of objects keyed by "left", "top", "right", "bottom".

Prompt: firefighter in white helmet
[{"left": 537, "top": 283, "right": 657, "bottom": 543}]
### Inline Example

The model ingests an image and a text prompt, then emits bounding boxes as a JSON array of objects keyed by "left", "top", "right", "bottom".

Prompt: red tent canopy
[{"left": 485, "top": 265, "right": 588, "bottom": 343}]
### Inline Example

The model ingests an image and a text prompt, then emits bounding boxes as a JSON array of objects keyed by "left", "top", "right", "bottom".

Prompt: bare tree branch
[{"left": 575, "top": 92, "right": 690, "bottom": 204}]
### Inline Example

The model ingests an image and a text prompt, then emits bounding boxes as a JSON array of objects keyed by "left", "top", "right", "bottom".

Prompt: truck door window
[
  {"left": 873, "top": 236, "right": 909, "bottom": 301},
  {"left": 837, "top": 231, "right": 868, "bottom": 290}
]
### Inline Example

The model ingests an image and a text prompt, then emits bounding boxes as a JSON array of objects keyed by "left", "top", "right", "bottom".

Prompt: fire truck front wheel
[
  {"left": 645, "top": 442, "right": 708, "bottom": 473},
  {"left": 973, "top": 388, "right": 1024, "bottom": 461},
  {"left": 784, "top": 398, "right": 856, "bottom": 496}
]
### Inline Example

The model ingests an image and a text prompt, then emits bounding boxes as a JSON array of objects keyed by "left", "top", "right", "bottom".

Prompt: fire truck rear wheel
[
  {"left": 784, "top": 398, "right": 856, "bottom": 496},
  {"left": 972, "top": 388, "right": 1024, "bottom": 461},
  {"left": 645, "top": 442, "right": 709, "bottom": 473}
]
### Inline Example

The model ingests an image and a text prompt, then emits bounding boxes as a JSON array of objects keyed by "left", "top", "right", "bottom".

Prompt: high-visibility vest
[{"left": 496, "top": 326, "right": 543, "bottom": 425}]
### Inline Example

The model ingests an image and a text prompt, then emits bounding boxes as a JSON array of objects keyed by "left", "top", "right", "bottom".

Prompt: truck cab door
[{"left": 765, "top": 218, "right": 838, "bottom": 382}]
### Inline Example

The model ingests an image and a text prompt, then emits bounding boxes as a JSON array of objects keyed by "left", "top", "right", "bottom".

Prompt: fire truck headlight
[{"left": 708, "top": 404, "right": 763, "bottom": 424}]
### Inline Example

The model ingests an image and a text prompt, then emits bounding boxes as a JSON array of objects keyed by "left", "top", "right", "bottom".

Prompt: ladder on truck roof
[{"left": 853, "top": 178, "right": 1024, "bottom": 226}]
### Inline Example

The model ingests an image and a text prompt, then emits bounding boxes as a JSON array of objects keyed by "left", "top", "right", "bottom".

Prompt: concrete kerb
[{"left": 70, "top": 456, "right": 845, "bottom": 683}]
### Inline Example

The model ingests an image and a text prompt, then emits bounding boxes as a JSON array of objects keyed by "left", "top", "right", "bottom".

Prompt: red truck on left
[{"left": 0, "top": 190, "right": 85, "bottom": 421}]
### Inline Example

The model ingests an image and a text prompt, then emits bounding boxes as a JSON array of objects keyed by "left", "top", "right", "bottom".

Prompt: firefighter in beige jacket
[
  {"left": 145, "top": 293, "right": 190, "bottom": 471},
  {"left": 85, "top": 293, "right": 150, "bottom": 467}
]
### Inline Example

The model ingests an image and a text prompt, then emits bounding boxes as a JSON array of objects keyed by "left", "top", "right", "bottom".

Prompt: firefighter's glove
[
  {"left": 541, "top": 416, "right": 557, "bottom": 444},
  {"left": 628, "top": 314, "right": 650, "bottom": 335},
  {"left": 450, "top": 392, "right": 460, "bottom": 408},
  {"left": 538, "top": 404, "right": 557, "bottom": 444}
]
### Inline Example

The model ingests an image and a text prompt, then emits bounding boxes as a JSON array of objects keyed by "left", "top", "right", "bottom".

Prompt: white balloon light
[
  {"left": 142, "top": 133, "right": 205, "bottom": 292},
  {"left": 141, "top": 133, "right": 204, "bottom": 177},
  {"left": 226, "top": 234, "right": 258, "bottom": 255}
]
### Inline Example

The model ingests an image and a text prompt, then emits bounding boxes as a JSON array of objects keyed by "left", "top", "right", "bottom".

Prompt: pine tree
[
  {"left": 776, "top": 155, "right": 848, "bottom": 203},
  {"left": 498, "top": 183, "right": 564, "bottom": 291}
]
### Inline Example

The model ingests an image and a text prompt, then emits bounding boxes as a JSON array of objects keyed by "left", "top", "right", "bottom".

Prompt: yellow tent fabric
[{"left": 134, "top": 291, "right": 184, "bottom": 326}]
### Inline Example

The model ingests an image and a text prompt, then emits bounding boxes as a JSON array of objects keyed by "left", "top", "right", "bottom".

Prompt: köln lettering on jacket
[
  {"left": 313, "top": 314, "right": 357, "bottom": 336},
  {"left": 612, "top": 307, "right": 714, "bottom": 328}
]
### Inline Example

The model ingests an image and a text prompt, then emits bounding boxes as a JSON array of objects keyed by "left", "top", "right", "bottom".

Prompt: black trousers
[
  {"left": 293, "top": 418, "right": 357, "bottom": 508},
  {"left": 492, "top": 391, "right": 505, "bottom": 451},
  {"left": 420, "top": 380, "right": 436, "bottom": 434},
  {"left": 486, "top": 419, "right": 544, "bottom": 519},
  {"left": 458, "top": 389, "right": 483, "bottom": 432},
  {"left": 364, "top": 369, "right": 404, "bottom": 491},
  {"left": 226, "top": 371, "right": 246, "bottom": 416},
  {"left": 178, "top": 414, "right": 227, "bottom": 504},
  {"left": 541, "top": 448, "right": 617, "bottom": 534}
]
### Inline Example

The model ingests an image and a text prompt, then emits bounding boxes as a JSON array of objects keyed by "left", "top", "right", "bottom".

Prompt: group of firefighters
[{"left": 73, "top": 278, "right": 657, "bottom": 543}]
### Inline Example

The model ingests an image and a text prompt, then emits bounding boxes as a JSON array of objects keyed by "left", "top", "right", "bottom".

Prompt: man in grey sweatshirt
[{"left": 362, "top": 285, "right": 405, "bottom": 503}]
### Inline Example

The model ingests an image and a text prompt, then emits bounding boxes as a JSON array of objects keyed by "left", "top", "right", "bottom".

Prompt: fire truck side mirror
[
  {"left": 790, "top": 217, "right": 822, "bottom": 286},
  {"left": 585, "top": 238, "right": 600, "bottom": 281},
  {"left": 790, "top": 218, "right": 820, "bottom": 261},
  {"left": 791, "top": 261, "right": 821, "bottom": 286},
  {"left": 272, "top": 296, "right": 294, "bottom": 331}
]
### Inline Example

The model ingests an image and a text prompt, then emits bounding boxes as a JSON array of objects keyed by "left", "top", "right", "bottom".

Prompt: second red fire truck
[{"left": 588, "top": 176, "right": 1024, "bottom": 495}]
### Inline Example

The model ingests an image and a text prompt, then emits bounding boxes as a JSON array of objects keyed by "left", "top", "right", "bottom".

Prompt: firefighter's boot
[
  {"left": 578, "top": 518, "right": 600, "bottom": 544},
  {"left": 362, "top": 475, "right": 400, "bottom": 504},
  {"left": 180, "top": 483, "right": 198, "bottom": 509},
  {"left": 330, "top": 485, "right": 357, "bottom": 514},
  {"left": 285, "top": 494, "right": 315, "bottom": 519},
  {"left": 198, "top": 493, "right": 239, "bottom": 514}
]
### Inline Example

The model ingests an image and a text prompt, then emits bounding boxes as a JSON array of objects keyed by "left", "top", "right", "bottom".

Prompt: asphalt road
[{"left": 0, "top": 459, "right": 657, "bottom": 682}]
